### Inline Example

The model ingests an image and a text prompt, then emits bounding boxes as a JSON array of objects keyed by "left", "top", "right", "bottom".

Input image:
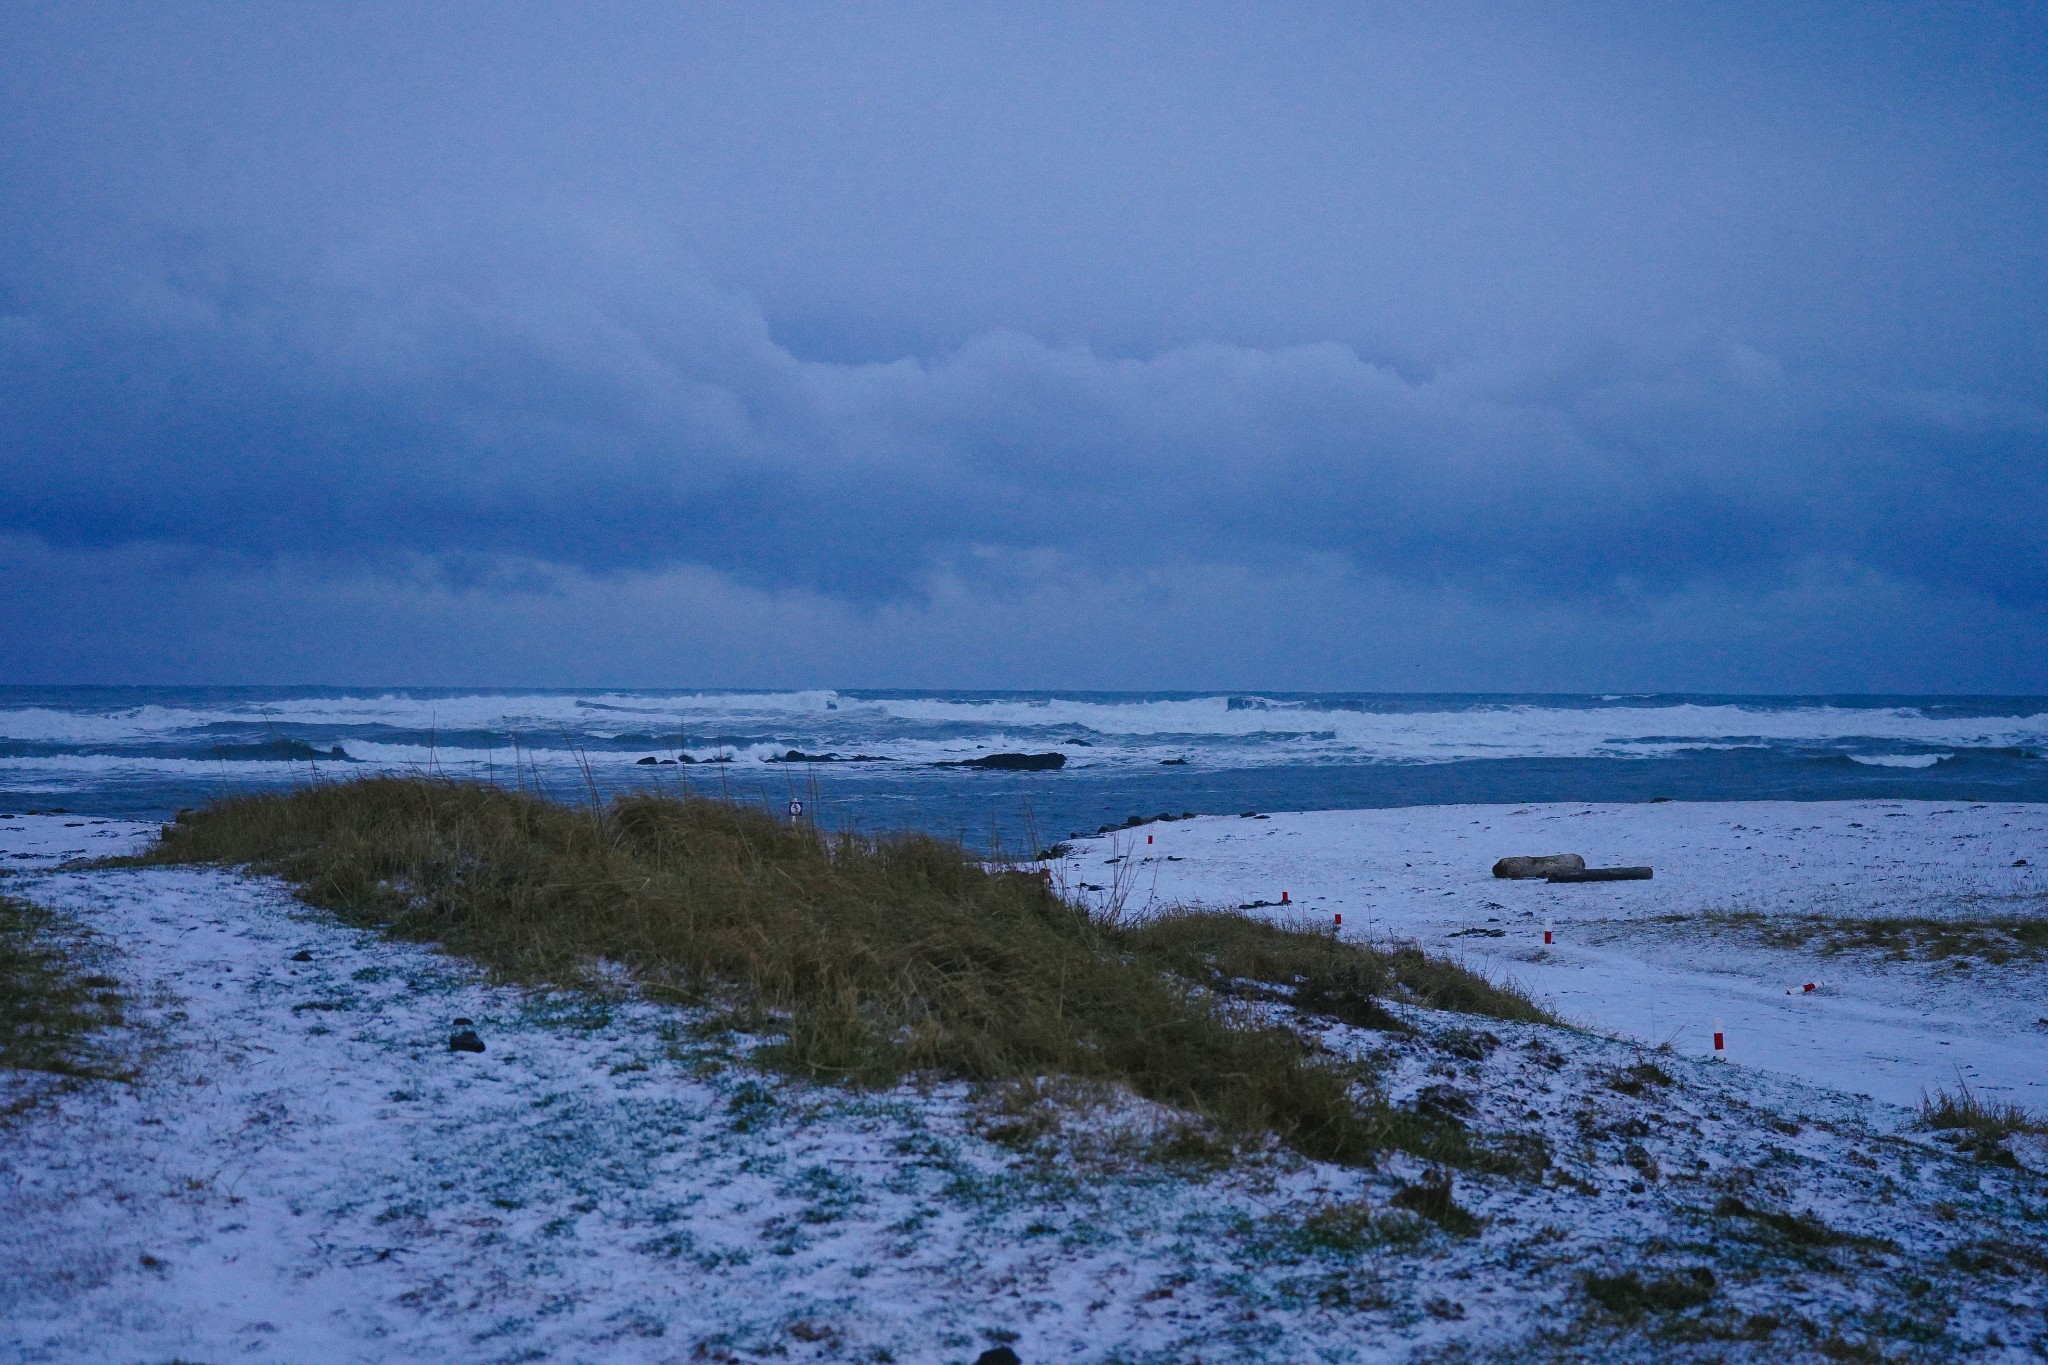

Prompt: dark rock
[
  {"left": 766, "top": 750, "right": 894, "bottom": 763},
  {"left": 1492, "top": 854, "right": 1586, "bottom": 879},
  {"left": 1160, "top": 757, "right": 1189, "bottom": 765},
  {"left": 1546, "top": 866, "right": 1653, "bottom": 882},
  {"left": 1650, "top": 796, "right": 1673, "bottom": 803},
  {"left": 449, "top": 1028, "right": 485, "bottom": 1053},
  {"left": 208, "top": 739, "right": 343, "bottom": 762},
  {"left": 938, "top": 752, "right": 1065, "bottom": 771},
  {"left": 2016, "top": 859, "right": 2030, "bottom": 867},
  {"left": 974, "top": 1350, "right": 1022, "bottom": 1365},
  {"left": 636, "top": 756, "right": 660, "bottom": 765},
  {"left": 452, "top": 1017, "right": 472, "bottom": 1026},
  {"left": 290, "top": 950, "right": 313, "bottom": 963}
]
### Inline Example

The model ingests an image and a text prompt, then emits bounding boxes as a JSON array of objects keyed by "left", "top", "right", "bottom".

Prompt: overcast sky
[{"left": 4, "top": 1, "right": 2046, "bottom": 690}]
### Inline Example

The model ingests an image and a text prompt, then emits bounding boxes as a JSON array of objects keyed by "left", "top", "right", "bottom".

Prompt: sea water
[{"left": 2, "top": 687, "right": 2043, "bottom": 850}]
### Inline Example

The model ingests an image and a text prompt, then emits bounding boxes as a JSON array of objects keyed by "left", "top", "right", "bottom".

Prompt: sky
[{"left": 3, "top": 0, "right": 2046, "bottom": 691}]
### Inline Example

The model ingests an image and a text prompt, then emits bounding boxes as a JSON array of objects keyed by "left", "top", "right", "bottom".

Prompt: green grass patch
[
  {"left": 1607, "top": 1060, "right": 1675, "bottom": 1095},
  {"left": 1708, "top": 1195, "right": 1893, "bottom": 1261},
  {"left": 0, "top": 895, "right": 126, "bottom": 1096},
  {"left": 1579, "top": 1265, "right": 1717, "bottom": 1319},
  {"left": 133, "top": 777, "right": 1552, "bottom": 1169},
  {"left": 1389, "top": 1168, "right": 1482, "bottom": 1234},
  {"left": 1700, "top": 910, "right": 2048, "bottom": 965}
]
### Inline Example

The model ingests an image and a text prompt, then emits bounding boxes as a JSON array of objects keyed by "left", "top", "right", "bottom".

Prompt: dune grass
[
  {"left": 135, "top": 777, "right": 1552, "bottom": 1169},
  {"left": 1921, "top": 1082, "right": 2046, "bottom": 1164},
  {"left": 0, "top": 895, "right": 126, "bottom": 1100},
  {"left": 1129, "top": 909, "right": 1551, "bottom": 1030}
]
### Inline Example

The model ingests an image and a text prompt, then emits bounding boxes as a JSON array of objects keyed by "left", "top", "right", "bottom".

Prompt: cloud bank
[{"left": 3, "top": 3, "right": 2046, "bottom": 688}]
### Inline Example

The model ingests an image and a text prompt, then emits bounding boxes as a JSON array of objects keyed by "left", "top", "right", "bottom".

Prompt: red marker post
[
  {"left": 1280, "top": 891, "right": 1290, "bottom": 905},
  {"left": 1712, "top": 1018, "right": 1726, "bottom": 1057},
  {"left": 1542, "top": 924, "right": 1554, "bottom": 946},
  {"left": 1333, "top": 912, "right": 1342, "bottom": 928}
]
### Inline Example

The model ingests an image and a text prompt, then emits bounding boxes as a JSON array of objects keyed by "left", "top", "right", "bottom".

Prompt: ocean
[{"left": 3, "top": 687, "right": 2044, "bottom": 850}]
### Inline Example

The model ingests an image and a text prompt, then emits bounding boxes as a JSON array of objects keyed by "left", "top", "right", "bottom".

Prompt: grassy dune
[{"left": 137, "top": 777, "right": 1550, "bottom": 1169}]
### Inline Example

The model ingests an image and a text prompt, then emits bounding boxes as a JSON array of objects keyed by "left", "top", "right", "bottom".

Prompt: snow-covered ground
[
  {"left": 3, "top": 805, "right": 2046, "bottom": 1363},
  {"left": 1056, "top": 800, "right": 2048, "bottom": 1110}
]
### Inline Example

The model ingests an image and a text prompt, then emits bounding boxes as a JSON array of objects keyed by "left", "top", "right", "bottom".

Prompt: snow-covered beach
[
  {"left": 1054, "top": 799, "right": 2048, "bottom": 1111},
  {"left": 3, "top": 800, "right": 2045, "bottom": 1362}
]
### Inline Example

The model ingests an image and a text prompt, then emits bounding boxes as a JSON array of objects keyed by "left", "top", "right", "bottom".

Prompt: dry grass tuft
[
  {"left": 1922, "top": 1082, "right": 2046, "bottom": 1164},
  {"left": 136, "top": 777, "right": 1552, "bottom": 1168},
  {"left": 1, "top": 896, "right": 127, "bottom": 1103}
]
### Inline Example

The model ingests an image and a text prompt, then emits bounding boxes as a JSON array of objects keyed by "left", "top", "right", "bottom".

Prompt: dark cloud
[
  {"left": 6, "top": 229, "right": 2043, "bottom": 606},
  {"left": 2, "top": 2, "right": 2046, "bottom": 684}
]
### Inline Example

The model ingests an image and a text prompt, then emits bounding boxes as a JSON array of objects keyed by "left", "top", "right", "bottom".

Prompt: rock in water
[
  {"left": 635, "top": 756, "right": 659, "bottom": 765},
  {"left": 941, "top": 752, "right": 1065, "bottom": 771},
  {"left": 1546, "top": 866, "right": 1653, "bottom": 882},
  {"left": 449, "top": 1027, "right": 485, "bottom": 1053},
  {"left": 974, "top": 1349, "right": 1022, "bottom": 1365},
  {"left": 1492, "top": 853, "right": 1586, "bottom": 879}
]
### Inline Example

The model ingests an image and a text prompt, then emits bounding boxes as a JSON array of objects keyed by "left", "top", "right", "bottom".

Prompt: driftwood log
[
  {"left": 1545, "top": 866, "right": 1654, "bottom": 882},
  {"left": 1492, "top": 853, "right": 1586, "bottom": 879}
]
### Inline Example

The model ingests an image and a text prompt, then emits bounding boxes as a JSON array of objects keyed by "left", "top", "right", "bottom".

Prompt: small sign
[{"left": 787, "top": 799, "right": 804, "bottom": 819}]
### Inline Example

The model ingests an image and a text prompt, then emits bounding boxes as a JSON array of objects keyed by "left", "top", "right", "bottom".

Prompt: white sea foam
[
  {"left": 861, "top": 696, "right": 2048, "bottom": 760},
  {"left": 0, "top": 690, "right": 848, "bottom": 745},
  {"left": 3, "top": 692, "right": 2043, "bottom": 771}
]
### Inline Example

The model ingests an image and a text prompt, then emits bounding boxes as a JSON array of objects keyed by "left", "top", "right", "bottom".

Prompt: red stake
[
  {"left": 1280, "top": 891, "right": 1290, "bottom": 904},
  {"left": 1543, "top": 927, "right": 1554, "bottom": 945},
  {"left": 1147, "top": 834, "right": 1153, "bottom": 844},
  {"left": 1334, "top": 912, "right": 1342, "bottom": 927},
  {"left": 1713, "top": 1030, "right": 1725, "bottom": 1052}
]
